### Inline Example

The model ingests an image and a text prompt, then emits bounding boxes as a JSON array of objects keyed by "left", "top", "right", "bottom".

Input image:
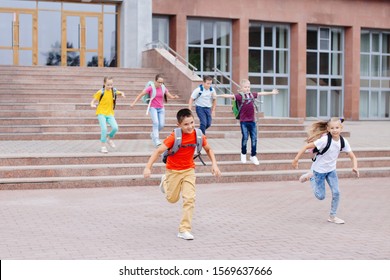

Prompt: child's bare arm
[
  {"left": 257, "top": 89, "right": 279, "bottom": 96},
  {"left": 143, "top": 144, "right": 168, "bottom": 178},
  {"left": 292, "top": 142, "right": 316, "bottom": 169},
  {"left": 166, "top": 90, "right": 179, "bottom": 99},
  {"left": 216, "top": 94, "right": 235, "bottom": 99},
  {"left": 90, "top": 98, "right": 98, "bottom": 108},
  {"left": 131, "top": 90, "right": 147, "bottom": 107},
  {"left": 347, "top": 151, "right": 359, "bottom": 177},
  {"left": 203, "top": 144, "right": 221, "bottom": 177}
]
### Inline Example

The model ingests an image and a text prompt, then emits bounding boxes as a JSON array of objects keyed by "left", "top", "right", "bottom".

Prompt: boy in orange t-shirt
[{"left": 143, "top": 108, "right": 221, "bottom": 240}]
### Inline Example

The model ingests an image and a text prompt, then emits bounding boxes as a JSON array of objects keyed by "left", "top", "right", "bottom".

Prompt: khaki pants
[{"left": 162, "top": 168, "right": 196, "bottom": 233}]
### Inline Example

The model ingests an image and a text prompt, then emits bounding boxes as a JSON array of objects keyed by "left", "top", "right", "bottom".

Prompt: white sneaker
[
  {"left": 159, "top": 174, "right": 166, "bottom": 193},
  {"left": 107, "top": 139, "right": 116, "bottom": 148},
  {"left": 250, "top": 156, "right": 259, "bottom": 165},
  {"left": 328, "top": 216, "right": 345, "bottom": 224},
  {"left": 100, "top": 146, "right": 108, "bottom": 153},
  {"left": 299, "top": 172, "right": 313, "bottom": 183},
  {"left": 240, "top": 153, "right": 247, "bottom": 163},
  {"left": 177, "top": 231, "right": 194, "bottom": 240}
]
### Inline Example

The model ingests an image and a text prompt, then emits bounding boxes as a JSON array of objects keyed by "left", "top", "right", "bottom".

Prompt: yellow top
[{"left": 93, "top": 89, "right": 114, "bottom": 116}]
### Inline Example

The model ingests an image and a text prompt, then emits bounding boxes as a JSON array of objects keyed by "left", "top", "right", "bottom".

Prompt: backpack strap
[
  {"left": 312, "top": 132, "right": 344, "bottom": 162},
  {"left": 99, "top": 88, "right": 105, "bottom": 102},
  {"left": 192, "top": 128, "right": 206, "bottom": 165},
  {"left": 162, "top": 128, "right": 206, "bottom": 165},
  {"left": 195, "top": 84, "right": 213, "bottom": 100},
  {"left": 145, "top": 82, "right": 157, "bottom": 115},
  {"left": 340, "top": 135, "right": 345, "bottom": 151},
  {"left": 168, "top": 128, "right": 183, "bottom": 156}
]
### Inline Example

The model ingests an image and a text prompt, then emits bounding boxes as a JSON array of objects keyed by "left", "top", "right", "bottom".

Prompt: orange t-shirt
[{"left": 164, "top": 129, "right": 207, "bottom": 170}]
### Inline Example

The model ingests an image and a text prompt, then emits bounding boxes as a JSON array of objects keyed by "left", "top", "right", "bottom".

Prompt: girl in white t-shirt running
[{"left": 292, "top": 118, "right": 359, "bottom": 224}]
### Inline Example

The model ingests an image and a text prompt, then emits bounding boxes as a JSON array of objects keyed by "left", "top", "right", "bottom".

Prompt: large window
[
  {"left": 0, "top": 0, "right": 118, "bottom": 67},
  {"left": 248, "top": 23, "right": 290, "bottom": 117},
  {"left": 152, "top": 15, "right": 169, "bottom": 46},
  {"left": 306, "top": 27, "right": 344, "bottom": 118},
  {"left": 360, "top": 30, "right": 390, "bottom": 119},
  {"left": 187, "top": 18, "right": 232, "bottom": 102}
]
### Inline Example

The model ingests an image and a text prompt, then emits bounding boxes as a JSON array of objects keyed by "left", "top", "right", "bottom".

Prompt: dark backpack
[
  {"left": 312, "top": 132, "right": 345, "bottom": 162},
  {"left": 99, "top": 87, "right": 117, "bottom": 109},
  {"left": 162, "top": 128, "right": 206, "bottom": 165},
  {"left": 194, "top": 84, "right": 214, "bottom": 100}
]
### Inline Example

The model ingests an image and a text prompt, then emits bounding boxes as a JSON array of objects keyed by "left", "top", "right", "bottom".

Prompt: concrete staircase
[
  {"left": 0, "top": 65, "right": 308, "bottom": 140},
  {"left": 1, "top": 65, "right": 389, "bottom": 190}
]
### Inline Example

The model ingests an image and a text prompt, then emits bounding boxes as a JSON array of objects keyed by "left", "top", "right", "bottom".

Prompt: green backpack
[
  {"left": 232, "top": 92, "right": 260, "bottom": 119},
  {"left": 141, "top": 81, "right": 166, "bottom": 104},
  {"left": 232, "top": 93, "right": 245, "bottom": 119}
]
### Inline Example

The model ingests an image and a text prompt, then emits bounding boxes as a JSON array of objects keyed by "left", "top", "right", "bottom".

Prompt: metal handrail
[
  {"left": 213, "top": 67, "right": 240, "bottom": 89},
  {"left": 145, "top": 40, "right": 198, "bottom": 74}
]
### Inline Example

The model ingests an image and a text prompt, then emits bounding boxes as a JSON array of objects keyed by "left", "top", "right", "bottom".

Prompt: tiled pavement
[
  {"left": 0, "top": 178, "right": 389, "bottom": 260},
  {"left": 0, "top": 121, "right": 389, "bottom": 260}
]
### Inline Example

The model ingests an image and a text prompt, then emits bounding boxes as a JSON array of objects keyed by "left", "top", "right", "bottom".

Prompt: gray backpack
[{"left": 162, "top": 128, "right": 206, "bottom": 165}]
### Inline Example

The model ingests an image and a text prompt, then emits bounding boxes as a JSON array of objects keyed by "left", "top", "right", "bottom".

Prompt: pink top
[{"left": 145, "top": 86, "right": 167, "bottom": 109}]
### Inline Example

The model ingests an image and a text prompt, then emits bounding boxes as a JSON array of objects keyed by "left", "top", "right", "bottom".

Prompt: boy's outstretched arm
[
  {"left": 257, "top": 89, "right": 279, "bottom": 96},
  {"left": 143, "top": 144, "right": 168, "bottom": 178},
  {"left": 292, "top": 142, "right": 316, "bottom": 169},
  {"left": 347, "top": 151, "right": 359, "bottom": 177},
  {"left": 203, "top": 144, "right": 221, "bottom": 177},
  {"left": 216, "top": 94, "right": 235, "bottom": 99}
]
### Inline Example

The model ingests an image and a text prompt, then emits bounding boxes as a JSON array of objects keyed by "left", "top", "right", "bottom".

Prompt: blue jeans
[
  {"left": 149, "top": 107, "right": 165, "bottom": 146},
  {"left": 195, "top": 106, "right": 212, "bottom": 135},
  {"left": 97, "top": 114, "right": 118, "bottom": 143},
  {"left": 240, "top": 121, "right": 257, "bottom": 156},
  {"left": 310, "top": 170, "right": 340, "bottom": 216}
]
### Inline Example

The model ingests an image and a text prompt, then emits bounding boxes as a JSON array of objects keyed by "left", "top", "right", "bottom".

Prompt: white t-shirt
[
  {"left": 311, "top": 134, "right": 352, "bottom": 173},
  {"left": 191, "top": 85, "right": 216, "bottom": 108}
]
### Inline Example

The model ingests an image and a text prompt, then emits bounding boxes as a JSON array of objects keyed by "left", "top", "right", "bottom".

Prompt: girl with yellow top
[{"left": 90, "top": 77, "right": 125, "bottom": 153}]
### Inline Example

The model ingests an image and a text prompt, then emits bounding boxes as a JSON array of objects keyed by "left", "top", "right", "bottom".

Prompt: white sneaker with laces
[
  {"left": 240, "top": 153, "right": 247, "bottom": 163},
  {"left": 299, "top": 172, "right": 313, "bottom": 183},
  {"left": 250, "top": 156, "right": 259, "bottom": 165},
  {"left": 327, "top": 216, "right": 345, "bottom": 224},
  {"left": 107, "top": 139, "right": 116, "bottom": 148},
  {"left": 159, "top": 175, "right": 166, "bottom": 193},
  {"left": 177, "top": 231, "right": 194, "bottom": 240},
  {"left": 100, "top": 146, "right": 108, "bottom": 153}
]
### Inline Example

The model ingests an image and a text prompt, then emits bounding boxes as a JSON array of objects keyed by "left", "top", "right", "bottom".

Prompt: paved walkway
[
  {"left": 0, "top": 120, "right": 389, "bottom": 260},
  {"left": 0, "top": 177, "right": 389, "bottom": 260}
]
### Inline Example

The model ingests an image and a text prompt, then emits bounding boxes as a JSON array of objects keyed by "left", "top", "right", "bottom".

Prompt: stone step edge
[
  {"left": 1, "top": 167, "right": 389, "bottom": 184},
  {"left": 1, "top": 147, "right": 390, "bottom": 159},
  {"left": 3, "top": 157, "right": 390, "bottom": 171}
]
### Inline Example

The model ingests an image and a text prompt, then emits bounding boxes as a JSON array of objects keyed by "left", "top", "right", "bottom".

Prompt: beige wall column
[
  {"left": 169, "top": 14, "right": 187, "bottom": 60},
  {"left": 232, "top": 18, "right": 249, "bottom": 92},
  {"left": 344, "top": 26, "right": 361, "bottom": 120},
  {"left": 290, "top": 22, "right": 307, "bottom": 118}
]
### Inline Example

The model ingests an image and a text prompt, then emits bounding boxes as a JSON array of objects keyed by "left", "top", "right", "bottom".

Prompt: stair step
[
  {"left": 1, "top": 157, "right": 389, "bottom": 178},
  {"left": 1, "top": 167, "right": 389, "bottom": 190}
]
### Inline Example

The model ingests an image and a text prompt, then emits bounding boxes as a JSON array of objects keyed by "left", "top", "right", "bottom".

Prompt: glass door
[
  {"left": 62, "top": 12, "right": 102, "bottom": 67},
  {"left": 0, "top": 8, "right": 37, "bottom": 65}
]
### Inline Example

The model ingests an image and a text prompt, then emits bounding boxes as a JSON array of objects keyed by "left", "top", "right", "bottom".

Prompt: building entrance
[
  {"left": 0, "top": 8, "right": 37, "bottom": 65},
  {"left": 62, "top": 12, "right": 103, "bottom": 67}
]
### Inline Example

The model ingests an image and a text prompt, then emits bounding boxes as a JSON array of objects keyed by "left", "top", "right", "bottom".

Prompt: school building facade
[{"left": 1, "top": 0, "right": 389, "bottom": 120}]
